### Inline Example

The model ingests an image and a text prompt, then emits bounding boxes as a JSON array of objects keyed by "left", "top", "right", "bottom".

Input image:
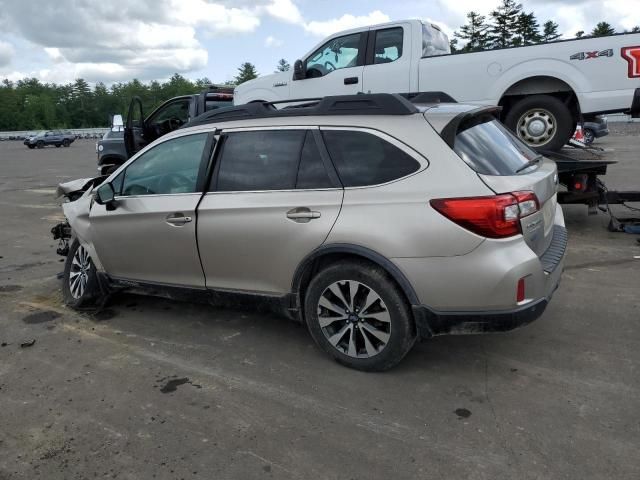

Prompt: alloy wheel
[
  {"left": 317, "top": 280, "right": 391, "bottom": 358},
  {"left": 69, "top": 245, "right": 91, "bottom": 299},
  {"left": 517, "top": 109, "right": 557, "bottom": 147}
]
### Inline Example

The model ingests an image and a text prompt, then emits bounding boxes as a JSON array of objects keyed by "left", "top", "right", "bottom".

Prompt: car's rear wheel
[
  {"left": 62, "top": 240, "right": 100, "bottom": 308},
  {"left": 62, "top": 139, "right": 70, "bottom": 147},
  {"left": 36, "top": 140, "right": 44, "bottom": 149},
  {"left": 304, "top": 261, "right": 416, "bottom": 371},
  {"left": 505, "top": 95, "right": 573, "bottom": 152},
  {"left": 583, "top": 128, "right": 595, "bottom": 145}
]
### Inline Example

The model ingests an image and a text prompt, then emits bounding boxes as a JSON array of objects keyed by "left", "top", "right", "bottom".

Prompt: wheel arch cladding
[{"left": 292, "top": 244, "right": 420, "bottom": 307}]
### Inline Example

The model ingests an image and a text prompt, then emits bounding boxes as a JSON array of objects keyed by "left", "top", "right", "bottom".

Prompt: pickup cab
[
  {"left": 97, "top": 86, "right": 233, "bottom": 174},
  {"left": 24, "top": 130, "right": 76, "bottom": 149},
  {"left": 234, "top": 19, "right": 640, "bottom": 150}
]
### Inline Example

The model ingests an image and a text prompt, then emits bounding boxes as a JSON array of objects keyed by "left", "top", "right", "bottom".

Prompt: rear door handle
[
  {"left": 344, "top": 77, "right": 359, "bottom": 85},
  {"left": 166, "top": 213, "right": 192, "bottom": 226},
  {"left": 286, "top": 208, "right": 321, "bottom": 223}
]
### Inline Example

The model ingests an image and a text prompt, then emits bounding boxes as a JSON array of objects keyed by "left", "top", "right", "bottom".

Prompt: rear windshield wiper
[{"left": 515, "top": 155, "right": 543, "bottom": 174}]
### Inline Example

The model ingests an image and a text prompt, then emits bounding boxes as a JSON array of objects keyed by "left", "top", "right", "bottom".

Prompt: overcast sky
[{"left": 0, "top": 0, "right": 638, "bottom": 85}]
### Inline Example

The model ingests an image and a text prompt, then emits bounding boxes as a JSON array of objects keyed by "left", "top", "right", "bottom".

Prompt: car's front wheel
[
  {"left": 62, "top": 139, "right": 70, "bottom": 147},
  {"left": 62, "top": 240, "right": 100, "bottom": 308},
  {"left": 36, "top": 140, "right": 44, "bottom": 149},
  {"left": 304, "top": 260, "right": 416, "bottom": 371},
  {"left": 583, "top": 128, "right": 595, "bottom": 145}
]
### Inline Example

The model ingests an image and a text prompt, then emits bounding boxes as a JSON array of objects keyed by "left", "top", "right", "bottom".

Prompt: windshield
[
  {"left": 453, "top": 115, "right": 540, "bottom": 176},
  {"left": 422, "top": 23, "right": 450, "bottom": 57}
]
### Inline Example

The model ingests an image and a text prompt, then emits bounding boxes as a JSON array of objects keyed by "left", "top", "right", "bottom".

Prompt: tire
[
  {"left": 36, "top": 140, "right": 44, "bottom": 149},
  {"left": 62, "top": 139, "right": 70, "bottom": 147},
  {"left": 504, "top": 95, "right": 574, "bottom": 152},
  {"left": 27, "top": 145, "right": 35, "bottom": 149},
  {"left": 304, "top": 260, "right": 416, "bottom": 371},
  {"left": 55, "top": 144, "right": 61, "bottom": 148},
  {"left": 583, "top": 128, "right": 595, "bottom": 145},
  {"left": 62, "top": 239, "right": 101, "bottom": 309}
]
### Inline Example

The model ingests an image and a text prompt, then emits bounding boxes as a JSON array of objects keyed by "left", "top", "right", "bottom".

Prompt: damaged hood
[{"left": 56, "top": 176, "right": 106, "bottom": 199}]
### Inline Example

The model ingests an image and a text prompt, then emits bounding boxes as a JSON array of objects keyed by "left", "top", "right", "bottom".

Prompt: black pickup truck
[{"left": 97, "top": 86, "right": 233, "bottom": 174}]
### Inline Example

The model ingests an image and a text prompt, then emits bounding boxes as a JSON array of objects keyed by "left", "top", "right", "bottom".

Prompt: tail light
[
  {"left": 622, "top": 46, "right": 640, "bottom": 78},
  {"left": 568, "top": 173, "right": 588, "bottom": 192},
  {"left": 430, "top": 191, "right": 539, "bottom": 239}
]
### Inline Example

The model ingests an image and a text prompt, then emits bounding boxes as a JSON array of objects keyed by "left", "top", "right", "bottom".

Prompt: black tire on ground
[
  {"left": 55, "top": 144, "right": 61, "bottom": 148},
  {"left": 62, "top": 139, "right": 70, "bottom": 147},
  {"left": 583, "top": 128, "right": 595, "bottom": 145},
  {"left": 36, "top": 140, "right": 44, "bottom": 149},
  {"left": 304, "top": 260, "right": 416, "bottom": 372},
  {"left": 62, "top": 239, "right": 101, "bottom": 309},
  {"left": 504, "top": 94, "right": 574, "bottom": 152},
  {"left": 27, "top": 145, "right": 35, "bottom": 149}
]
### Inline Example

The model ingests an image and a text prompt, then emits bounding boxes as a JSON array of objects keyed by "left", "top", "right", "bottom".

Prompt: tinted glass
[
  {"left": 216, "top": 130, "right": 305, "bottom": 191},
  {"left": 121, "top": 133, "right": 207, "bottom": 196},
  {"left": 296, "top": 132, "right": 333, "bottom": 189},
  {"left": 151, "top": 101, "right": 190, "bottom": 125},
  {"left": 322, "top": 130, "right": 420, "bottom": 187},
  {"left": 306, "top": 33, "right": 362, "bottom": 77},
  {"left": 374, "top": 28, "right": 403, "bottom": 64},
  {"left": 454, "top": 117, "right": 539, "bottom": 175}
]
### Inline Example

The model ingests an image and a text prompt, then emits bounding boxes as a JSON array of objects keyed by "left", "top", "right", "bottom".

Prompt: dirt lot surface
[{"left": 0, "top": 135, "right": 639, "bottom": 479}]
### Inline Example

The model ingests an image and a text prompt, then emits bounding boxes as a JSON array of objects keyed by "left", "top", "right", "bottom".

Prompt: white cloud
[
  {"left": 0, "top": 41, "right": 14, "bottom": 68},
  {"left": 265, "top": 35, "right": 284, "bottom": 48},
  {"left": 304, "top": 10, "right": 391, "bottom": 37},
  {"left": 171, "top": 0, "right": 261, "bottom": 34},
  {"left": 264, "top": 0, "right": 303, "bottom": 24}
]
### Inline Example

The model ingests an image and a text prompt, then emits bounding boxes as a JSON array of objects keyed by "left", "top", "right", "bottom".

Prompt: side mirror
[
  {"left": 95, "top": 182, "right": 116, "bottom": 207},
  {"left": 293, "top": 59, "right": 305, "bottom": 81},
  {"left": 112, "top": 114, "right": 124, "bottom": 132}
]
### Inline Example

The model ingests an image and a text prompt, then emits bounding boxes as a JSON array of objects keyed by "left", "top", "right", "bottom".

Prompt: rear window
[{"left": 453, "top": 116, "right": 539, "bottom": 176}]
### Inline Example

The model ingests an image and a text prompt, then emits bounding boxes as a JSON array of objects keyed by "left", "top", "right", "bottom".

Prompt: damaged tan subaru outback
[{"left": 52, "top": 94, "right": 567, "bottom": 371}]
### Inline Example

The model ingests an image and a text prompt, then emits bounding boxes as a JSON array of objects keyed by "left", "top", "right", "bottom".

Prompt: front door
[
  {"left": 197, "top": 128, "right": 343, "bottom": 294},
  {"left": 90, "top": 132, "right": 213, "bottom": 287},
  {"left": 289, "top": 32, "right": 367, "bottom": 99}
]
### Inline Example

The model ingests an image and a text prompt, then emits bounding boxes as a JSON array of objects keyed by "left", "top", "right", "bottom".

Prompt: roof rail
[{"left": 188, "top": 93, "right": 419, "bottom": 126}]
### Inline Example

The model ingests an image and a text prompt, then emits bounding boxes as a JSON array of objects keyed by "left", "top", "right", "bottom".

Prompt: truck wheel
[
  {"left": 62, "top": 239, "right": 101, "bottom": 309},
  {"left": 62, "top": 139, "right": 70, "bottom": 147},
  {"left": 36, "top": 140, "right": 44, "bottom": 149},
  {"left": 504, "top": 95, "right": 573, "bottom": 151},
  {"left": 304, "top": 260, "right": 416, "bottom": 371}
]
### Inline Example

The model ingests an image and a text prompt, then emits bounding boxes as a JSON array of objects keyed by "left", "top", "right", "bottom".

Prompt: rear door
[
  {"left": 452, "top": 115, "right": 560, "bottom": 256},
  {"left": 197, "top": 127, "right": 343, "bottom": 294},
  {"left": 91, "top": 132, "right": 214, "bottom": 287},
  {"left": 362, "top": 24, "right": 412, "bottom": 94}
]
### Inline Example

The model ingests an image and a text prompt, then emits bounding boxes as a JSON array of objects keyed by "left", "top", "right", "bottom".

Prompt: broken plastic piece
[{"left": 20, "top": 339, "right": 36, "bottom": 348}]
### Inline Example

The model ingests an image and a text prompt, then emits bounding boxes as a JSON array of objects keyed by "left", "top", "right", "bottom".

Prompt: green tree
[
  {"left": 516, "top": 12, "right": 542, "bottom": 45},
  {"left": 487, "top": 0, "right": 523, "bottom": 48},
  {"left": 591, "top": 22, "right": 615, "bottom": 37},
  {"left": 454, "top": 11, "right": 489, "bottom": 51},
  {"left": 276, "top": 59, "right": 290, "bottom": 72},
  {"left": 449, "top": 38, "right": 459, "bottom": 53},
  {"left": 575, "top": 30, "right": 585, "bottom": 38},
  {"left": 542, "top": 20, "right": 561, "bottom": 42},
  {"left": 632, "top": 26, "right": 640, "bottom": 33},
  {"left": 235, "top": 62, "right": 258, "bottom": 84}
]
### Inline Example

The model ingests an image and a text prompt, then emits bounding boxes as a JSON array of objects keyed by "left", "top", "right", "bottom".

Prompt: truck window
[
  {"left": 422, "top": 23, "right": 450, "bottom": 57},
  {"left": 374, "top": 28, "right": 403, "bottom": 64},
  {"left": 453, "top": 116, "right": 539, "bottom": 176},
  {"left": 306, "top": 33, "right": 363, "bottom": 78}
]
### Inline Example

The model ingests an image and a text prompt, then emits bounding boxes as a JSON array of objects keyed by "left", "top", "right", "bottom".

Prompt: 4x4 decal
[{"left": 570, "top": 49, "right": 613, "bottom": 61}]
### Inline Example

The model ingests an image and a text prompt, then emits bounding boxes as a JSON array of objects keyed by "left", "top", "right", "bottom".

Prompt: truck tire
[
  {"left": 62, "top": 139, "right": 70, "bottom": 147},
  {"left": 36, "top": 140, "right": 44, "bottom": 149},
  {"left": 504, "top": 95, "right": 573, "bottom": 151}
]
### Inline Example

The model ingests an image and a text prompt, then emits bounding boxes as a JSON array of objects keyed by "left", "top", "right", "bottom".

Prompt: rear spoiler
[{"left": 437, "top": 106, "right": 502, "bottom": 148}]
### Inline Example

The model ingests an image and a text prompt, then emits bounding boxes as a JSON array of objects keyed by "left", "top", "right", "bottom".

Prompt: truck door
[
  {"left": 289, "top": 32, "right": 367, "bottom": 99},
  {"left": 362, "top": 24, "right": 412, "bottom": 94},
  {"left": 124, "top": 97, "right": 146, "bottom": 159}
]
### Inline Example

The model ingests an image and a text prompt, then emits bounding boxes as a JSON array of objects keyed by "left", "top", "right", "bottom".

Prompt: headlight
[{"left": 98, "top": 144, "right": 104, "bottom": 152}]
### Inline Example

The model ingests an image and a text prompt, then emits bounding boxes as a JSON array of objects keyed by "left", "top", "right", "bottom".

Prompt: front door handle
[
  {"left": 344, "top": 77, "right": 359, "bottom": 85},
  {"left": 286, "top": 207, "right": 321, "bottom": 223},
  {"left": 166, "top": 213, "right": 192, "bottom": 226}
]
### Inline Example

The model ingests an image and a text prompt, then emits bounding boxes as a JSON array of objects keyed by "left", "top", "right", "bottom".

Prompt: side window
[
  {"left": 306, "top": 33, "right": 363, "bottom": 78},
  {"left": 215, "top": 130, "right": 305, "bottom": 192},
  {"left": 321, "top": 130, "right": 420, "bottom": 187},
  {"left": 149, "top": 101, "right": 190, "bottom": 126},
  {"left": 373, "top": 28, "right": 403, "bottom": 64},
  {"left": 296, "top": 132, "right": 334, "bottom": 189},
  {"left": 121, "top": 133, "right": 208, "bottom": 196}
]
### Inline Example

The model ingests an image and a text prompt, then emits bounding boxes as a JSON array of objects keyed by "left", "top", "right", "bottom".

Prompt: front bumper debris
[{"left": 51, "top": 222, "right": 72, "bottom": 256}]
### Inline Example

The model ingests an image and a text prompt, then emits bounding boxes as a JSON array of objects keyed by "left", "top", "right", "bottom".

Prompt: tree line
[{"left": 450, "top": 0, "right": 639, "bottom": 52}]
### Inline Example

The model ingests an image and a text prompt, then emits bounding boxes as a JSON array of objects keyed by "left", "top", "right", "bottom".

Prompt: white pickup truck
[{"left": 234, "top": 19, "right": 640, "bottom": 150}]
